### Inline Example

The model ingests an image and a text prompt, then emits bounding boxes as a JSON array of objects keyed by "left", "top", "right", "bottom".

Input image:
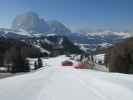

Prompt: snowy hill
[
  {"left": 0, "top": 28, "right": 33, "bottom": 38},
  {"left": 0, "top": 55, "right": 132, "bottom": 100},
  {"left": 0, "top": 28, "right": 131, "bottom": 53},
  {"left": 0, "top": 29, "right": 82, "bottom": 56}
]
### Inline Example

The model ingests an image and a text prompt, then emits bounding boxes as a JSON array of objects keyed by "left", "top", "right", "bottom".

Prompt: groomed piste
[{"left": 0, "top": 55, "right": 132, "bottom": 100}]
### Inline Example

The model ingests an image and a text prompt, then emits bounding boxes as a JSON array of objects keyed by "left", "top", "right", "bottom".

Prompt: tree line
[
  {"left": 105, "top": 38, "right": 133, "bottom": 74},
  {"left": 0, "top": 38, "right": 43, "bottom": 73}
]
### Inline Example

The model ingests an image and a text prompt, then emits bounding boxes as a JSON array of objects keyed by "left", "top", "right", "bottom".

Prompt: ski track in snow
[{"left": 0, "top": 55, "right": 132, "bottom": 100}]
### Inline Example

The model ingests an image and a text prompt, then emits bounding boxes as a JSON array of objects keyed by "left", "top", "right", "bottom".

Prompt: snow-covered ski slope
[{"left": 0, "top": 55, "right": 133, "bottom": 100}]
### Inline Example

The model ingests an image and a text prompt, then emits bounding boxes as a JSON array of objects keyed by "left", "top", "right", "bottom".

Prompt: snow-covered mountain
[
  {"left": 87, "top": 30, "right": 130, "bottom": 38},
  {"left": 85, "top": 30, "right": 131, "bottom": 46},
  {"left": 0, "top": 28, "right": 82, "bottom": 56},
  {"left": 67, "top": 31, "right": 131, "bottom": 52},
  {"left": 10, "top": 12, "right": 131, "bottom": 52},
  {"left": 67, "top": 31, "right": 131, "bottom": 53},
  {"left": 86, "top": 31, "right": 130, "bottom": 45},
  {"left": 0, "top": 11, "right": 131, "bottom": 54},
  {"left": 0, "top": 27, "right": 131, "bottom": 53},
  {"left": 69, "top": 30, "right": 130, "bottom": 44}
]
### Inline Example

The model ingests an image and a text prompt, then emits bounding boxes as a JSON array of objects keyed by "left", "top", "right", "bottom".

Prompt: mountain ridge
[{"left": 12, "top": 11, "right": 71, "bottom": 35}]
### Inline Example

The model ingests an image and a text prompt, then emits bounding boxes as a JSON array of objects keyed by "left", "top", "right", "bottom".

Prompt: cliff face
[
  {"left": 12, "top": 12, "right": 50, "bottom": 33},
  {"left": 12, "top": 12, "right": 71, "bottom": 35},
  {"left": 47, "top": 20, "right": 71, "bottom": 35}
]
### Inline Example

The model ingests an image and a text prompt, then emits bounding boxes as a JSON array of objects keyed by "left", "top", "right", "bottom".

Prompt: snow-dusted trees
[{"left": 7, "top": 46, "right": 30, "bottom": 73}]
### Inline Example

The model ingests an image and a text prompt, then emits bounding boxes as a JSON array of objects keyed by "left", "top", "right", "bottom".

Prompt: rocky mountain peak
[
  {"left": 11, "top": 12, "right": 71, "bottom": 35},
  {"left": 12, "top": 11, "right": 50, "bottom": 33}
]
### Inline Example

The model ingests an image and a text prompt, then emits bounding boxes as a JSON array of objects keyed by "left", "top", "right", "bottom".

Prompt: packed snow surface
[{"left": 0, "top": 55, "right": 133, "bottom": 100}]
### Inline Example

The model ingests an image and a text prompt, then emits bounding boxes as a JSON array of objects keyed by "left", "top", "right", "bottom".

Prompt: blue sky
[{"left": 0, "top": 0, "right": 133, "bottom": 32}]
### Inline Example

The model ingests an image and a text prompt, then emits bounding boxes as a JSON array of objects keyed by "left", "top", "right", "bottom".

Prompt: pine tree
[
  {"left": 38, "top": 57, "right": 43, "bottom": 68},
  {"left": 23, "top": 59, "right": 30, "bottom": 72},
  {"left": 34, "top": 61, "right": 38, "bottom": 70}
]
